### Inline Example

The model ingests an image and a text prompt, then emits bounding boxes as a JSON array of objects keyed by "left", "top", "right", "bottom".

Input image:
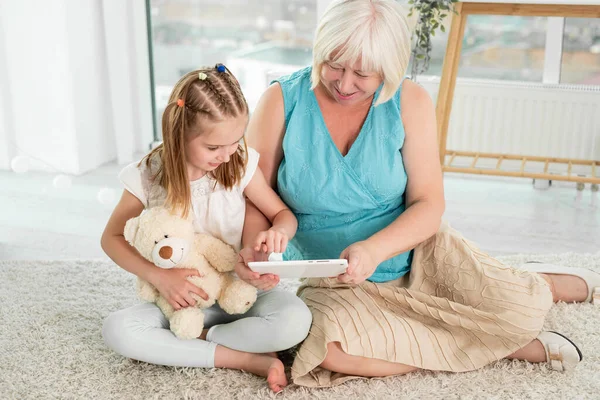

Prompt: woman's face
[{"left": 320, "top": 59, "right": 382, "bottom": 106}]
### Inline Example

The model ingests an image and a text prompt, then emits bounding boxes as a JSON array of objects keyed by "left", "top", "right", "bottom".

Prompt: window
[
  {"left": 458, "top": 16, "right": 546, "bottom": 81},
  {"left": 416, "top": 13, "right": 600, "bottom": 86},
  {"left": 148, "top": 0, "right": 317, "bottom": 136},
  {"left": 147, "top": 2, "right": 600, "bottom": 140},
  {"left": 561, "top": 18, "right": 600, "bottom": 84},
  {"left": 418, "top": 15, "right": 547, "bottom": 82}
]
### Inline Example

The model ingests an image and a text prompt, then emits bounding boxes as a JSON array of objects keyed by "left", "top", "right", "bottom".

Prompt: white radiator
[{"left": 419, "top": 78, "right": 600, "bottom": 162}]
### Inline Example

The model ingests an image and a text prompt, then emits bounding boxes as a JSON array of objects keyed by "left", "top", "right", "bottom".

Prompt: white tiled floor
[
  {"left": 1, "top": 161, "right": 598, "bottom": 260},
  {"left": 443, "top": 175, "right": 599, "bottom": 255}
]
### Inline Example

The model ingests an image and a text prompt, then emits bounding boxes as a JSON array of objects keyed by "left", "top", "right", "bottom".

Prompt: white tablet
[{"left": 248, "top": 259, "right": 348, "bottom": 279}]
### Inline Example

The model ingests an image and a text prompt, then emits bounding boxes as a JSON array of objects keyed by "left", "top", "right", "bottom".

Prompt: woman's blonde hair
[
  {"left": 311, "top": 0, "right": 412, "bottom": 106},
  {"left": 143, "top": 65, "right": 249, "bottom": 217}
]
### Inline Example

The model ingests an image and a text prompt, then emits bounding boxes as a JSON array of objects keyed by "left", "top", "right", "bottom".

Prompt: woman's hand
[
  {"left": 337, "top": 241, "right": 380, "bottom": 285},
  {"left": 151, "top": 268, "right": 208, "bottom": 310},
  {"left": 235, "top": 247, "right": 280, "bottom": 291},
  {"left": 253, "top": 227, "right": 289, "bottom": 254}
]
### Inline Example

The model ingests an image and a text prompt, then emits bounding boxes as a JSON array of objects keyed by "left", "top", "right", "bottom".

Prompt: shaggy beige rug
[{"left": 1, "top": 253, "right": 599, "bottom": 399}]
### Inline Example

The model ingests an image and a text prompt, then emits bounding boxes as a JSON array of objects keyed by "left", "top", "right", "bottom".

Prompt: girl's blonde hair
[
  {"left": 143, "top": 65, "right": 249, "bottom": 217},
  {"left": 311, "top": 0, "right": 412, "bottom": 106}
]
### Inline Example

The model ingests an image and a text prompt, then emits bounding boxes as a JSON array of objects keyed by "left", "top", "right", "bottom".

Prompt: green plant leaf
[{"left": 411, "top": 0, "right": 454, "bottom": 77}]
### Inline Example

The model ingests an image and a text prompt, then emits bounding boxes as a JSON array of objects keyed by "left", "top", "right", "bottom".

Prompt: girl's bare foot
[
  {"left": 243, "top": 354, "right": 287, "bottom": 393},
  {"left": 266, "top": 358, "right": 287, "bottom": 393},
  {"left": 213, "top": 345, "right": 286, "bottom": 392}
]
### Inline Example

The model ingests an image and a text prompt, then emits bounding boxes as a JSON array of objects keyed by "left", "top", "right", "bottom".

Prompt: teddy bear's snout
[
  {"left": 151, "top": 237, "right": 190, "bottom": 269},
  {"left": 159, "top": 246, "right": 173, "bottom": 259}
]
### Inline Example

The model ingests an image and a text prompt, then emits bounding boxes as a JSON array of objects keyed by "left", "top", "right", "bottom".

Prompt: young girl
[{"left": 100, "top": 64, "right": 312, "bottom": 393}]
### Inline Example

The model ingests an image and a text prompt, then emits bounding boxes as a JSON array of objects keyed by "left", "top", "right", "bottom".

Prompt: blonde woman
[
  {"left": 238, "top": 0, "right": 598, "bottom": 388},
  {"left": 101, "top": 65, "right": 311, "bottom": 393}
]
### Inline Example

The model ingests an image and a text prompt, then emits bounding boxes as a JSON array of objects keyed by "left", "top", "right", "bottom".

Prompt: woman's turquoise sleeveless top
[{"left": 274, "top": 67, "right": 412, "bottom": 282}]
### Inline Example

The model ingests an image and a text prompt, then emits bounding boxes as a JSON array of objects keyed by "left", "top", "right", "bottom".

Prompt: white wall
[
  {"left": 68, "top": 0, "right": 116, "bottom": 173},
  {"left": 0, "top": 0, "right": 153, "bottom": 175},
  {"left": 131, "top": 2, "right": 154, "bottom": 156},
  {"left": 0, "top": 9, "right": 15, "bottom": 171},
  {"left": 0, "top": 1, "right": 79, "bottom": 173}
]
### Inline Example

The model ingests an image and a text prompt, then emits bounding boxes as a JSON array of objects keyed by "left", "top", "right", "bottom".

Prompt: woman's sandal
[
  {"left": 537, "top": 331, "right": 583, "bottom": 372},
  {"left": 520, "top": 262, "right": 600, "bottom": 304}
]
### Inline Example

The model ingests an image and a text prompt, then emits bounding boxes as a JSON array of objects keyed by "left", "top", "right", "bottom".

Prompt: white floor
[{"left": 1, "top": 160, "right": 599, "bottom": 260}]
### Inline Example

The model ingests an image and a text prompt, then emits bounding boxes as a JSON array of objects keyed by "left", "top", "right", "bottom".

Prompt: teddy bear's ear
[{"left": 123, "top": 216, "right": 140, "bottom": 244}]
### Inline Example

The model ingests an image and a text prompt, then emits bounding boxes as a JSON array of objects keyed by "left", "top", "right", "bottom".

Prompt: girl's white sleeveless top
[{"left": 119, "top": 147, "right": 259, "bottom": 251}]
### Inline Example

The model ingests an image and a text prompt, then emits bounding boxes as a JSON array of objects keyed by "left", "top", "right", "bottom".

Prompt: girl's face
[
  {"left": 185, "top": 115, "right": 248, "bottom": 179},
  {"left": 320, "top": 59, "right": 382, "bottom": 106}
]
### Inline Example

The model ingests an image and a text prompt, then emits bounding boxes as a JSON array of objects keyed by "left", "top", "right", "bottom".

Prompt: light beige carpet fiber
[{"left": 1, "top": 253, "right": 599, "bottom": 399}]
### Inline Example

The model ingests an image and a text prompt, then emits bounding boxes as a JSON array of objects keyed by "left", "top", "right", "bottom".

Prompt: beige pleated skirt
[{"left": 291, "top": 222, "right": 553, "bottom": 388}]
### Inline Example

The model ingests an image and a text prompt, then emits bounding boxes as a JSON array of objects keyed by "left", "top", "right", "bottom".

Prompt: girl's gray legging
[{"left": 102, "top": 288, "right": 312, "bottom": 368}]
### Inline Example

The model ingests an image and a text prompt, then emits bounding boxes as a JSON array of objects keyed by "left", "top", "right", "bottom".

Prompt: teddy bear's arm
[
  {"left": 218, "top": 274, "right": 257, "bottom": 315},
  {"left": 137, "top": 278, "right": 159, "bottom": 302},
  {"left": 194, "top": 233, "right": 239, "bottom": 272}
]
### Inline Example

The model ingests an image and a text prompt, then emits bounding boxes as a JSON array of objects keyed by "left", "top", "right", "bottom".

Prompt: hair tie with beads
[
  {"left": 216, "top": 63, "right": 226, "bottom": 73},
  {"left": 176, "top": 99, "right": 184, "bottom": 107}
]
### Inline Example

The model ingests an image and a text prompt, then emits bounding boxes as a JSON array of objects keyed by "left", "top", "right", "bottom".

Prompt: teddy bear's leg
[
  {"left": 169, "top": 308, "right": 205, "bottom": 340},
  {"left": 156, "top": 296, "right": 175, "bottom": 320},
  {"left": 218, "top": 274, "right": 258, "bottom": 315},
  {"left": 155, "top": 296, "right": 203, "bottom": 339},
  {"left": 136, "top": 278, "right": 159, "bottom": 302},
  {"left": 186, "top": 274, "right": 218, "bottom": 309}
]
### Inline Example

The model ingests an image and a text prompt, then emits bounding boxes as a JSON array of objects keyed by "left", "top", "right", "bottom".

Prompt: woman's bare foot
[
  {"left": 243, "top": 354, "right": 287, "bottom": 393},
  {"left": 539, "top": 273, "right": 588, "bottom": 303}
]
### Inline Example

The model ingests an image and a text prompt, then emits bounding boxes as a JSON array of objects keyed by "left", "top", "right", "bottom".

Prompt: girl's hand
[
  {"left": 235, "top": 247, "right": 280, "bottom": 291},
  {"left": 337, "top": 241, "right": 380, "bottom": 285},
  {"left": 151, "top": 268, "right": 208, "bottom": 310},
  {"left": 253, "top": 227, "right": 289, "bottom": 254}
]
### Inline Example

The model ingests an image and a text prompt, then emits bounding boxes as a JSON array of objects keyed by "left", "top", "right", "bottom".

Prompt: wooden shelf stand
[{"left": 435, "top": 1, "right": 600, "bottom": 184}]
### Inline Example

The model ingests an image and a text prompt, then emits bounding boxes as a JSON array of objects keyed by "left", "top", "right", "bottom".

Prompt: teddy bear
[{"left": 123, "top": 207, "right": 257, "bottom": 339}]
